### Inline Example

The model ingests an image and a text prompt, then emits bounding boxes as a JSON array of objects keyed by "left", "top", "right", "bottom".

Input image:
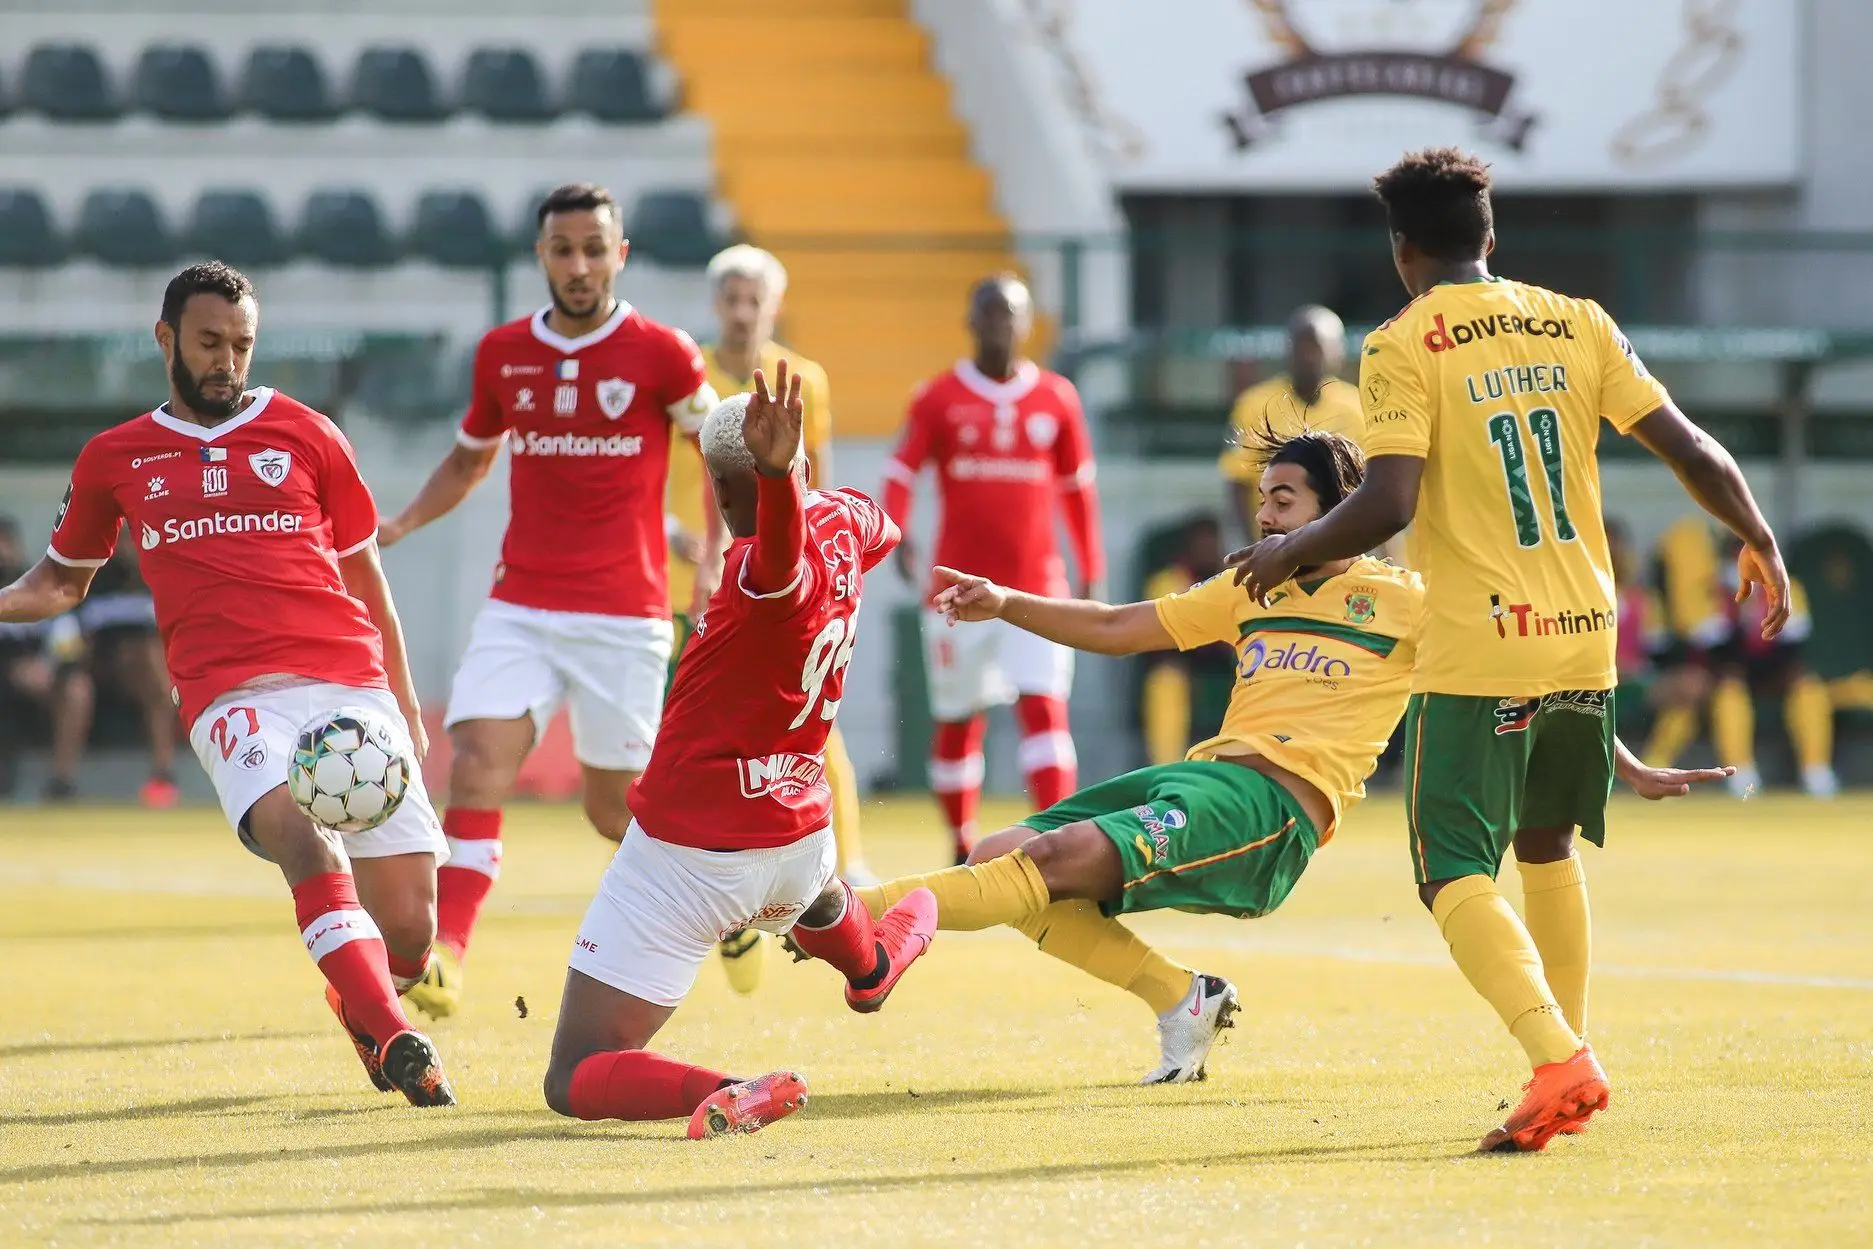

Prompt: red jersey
[
  {"left": 458, "top": 302, "right": 715, "bottom": 619},
  {"left": 47, "top": 389, "right": 386, "bottom": 726},
  {"left": 631, "top": 487, "right": 900, "bottom": 851},
  {"left": 882, "top": 359, "right": 1104, "bottom": 600}
]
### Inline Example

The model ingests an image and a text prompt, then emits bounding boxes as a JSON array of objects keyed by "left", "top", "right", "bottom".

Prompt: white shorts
[
  {"left": 188, "top": 682, "right": 447, "bottom": 864},
  {"left": 921, "top": 612, "right": 1075, "bottom": 721},
  {"left": 567, "top": 821, "right": 837, "bottom": 1008},
  {"left": 444, "top": 599, "right": 674, "bottom": 772}
]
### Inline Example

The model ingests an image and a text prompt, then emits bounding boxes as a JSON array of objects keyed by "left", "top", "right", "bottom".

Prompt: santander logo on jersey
[
  {"left": 145, "top": 510, "right": 306, "bottom": 550},
  {"left": 509, "top": 431, "right": 645, "bottom": 458}
]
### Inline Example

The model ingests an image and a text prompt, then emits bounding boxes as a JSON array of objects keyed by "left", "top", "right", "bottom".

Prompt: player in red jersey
[
  {"left": 542, "top": 363, "right": 938, "bottom": 1139},
  {"left": 378, "top": 184, "right": 718, "bottom": 1015},
  {"left": 883, "top": 274, "right": 1106, "bottom": 862},
  {"left": 0, "top": 263, "right": 454, "bottom": 1106}
]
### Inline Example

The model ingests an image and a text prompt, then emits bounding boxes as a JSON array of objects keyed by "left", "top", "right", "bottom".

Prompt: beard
[
  {"left": 549, "top": 279, "right": 612, "bottom": 323},
  {"left": 171, "top": 353, "right": 245, "bottom": 421}
]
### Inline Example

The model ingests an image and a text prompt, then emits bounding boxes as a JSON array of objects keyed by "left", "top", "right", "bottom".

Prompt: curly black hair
[
  {"left": 1372, "top": 146, "right": 1494, "bottom": 263},
  {"left": 1234, "top": 423, "right": 1367, "bottom": 512},
  {"left": 159, "top": 261, "right": 255, "bottom": 330}
]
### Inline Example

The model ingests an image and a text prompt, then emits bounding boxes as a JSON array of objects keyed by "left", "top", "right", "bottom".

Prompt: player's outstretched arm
[
  {"left": 1628, "top": 402, "right": 1790, "bottom": 639},
  {"left": 1228, "top": 455, "right": 1422, "bottom": 602},
  {"left": 377, "top": 442, "right": 500, "bottom": 548},
  {"left": 933, "top": 566, "right": 1174, "bottom": 656},
  {"left": 743, "top": 362, "right": 809, "bottom": 596},
  {"left": 0, "top": 557, "right": 94, "bottom": 624},
  {"left": 338, "top": 543, "right": 428, "bottom": 761},
  {"left": 1614, "top": 735, "right": 1732, "bottom": 800}
]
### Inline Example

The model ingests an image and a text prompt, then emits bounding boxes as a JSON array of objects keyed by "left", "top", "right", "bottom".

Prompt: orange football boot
[
  {"left": 1479, "top": 1044, "right": 1610, "bottom": 1153},
  {"left": 687, "top": 1070, "right": 809, "bottom": 1139},
  {"left": 845, "top": 887, "right": 937, "bottom": 1014},
  {"left": 325, "top": 985, "right": 393, "bottom": 1093}
]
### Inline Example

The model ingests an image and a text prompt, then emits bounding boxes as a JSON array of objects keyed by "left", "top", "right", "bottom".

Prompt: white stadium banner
[{"left": 1034, "top": 0, "right": 1801, "bottom": 190}]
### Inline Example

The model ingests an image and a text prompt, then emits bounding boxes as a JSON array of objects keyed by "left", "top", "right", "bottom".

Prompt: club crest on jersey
[
  {"left": 1025, "top": 413, "right": 1058, "bottom": 449},
  {"left": 249, "top": 449, "right": 291, "bottom": 487},
  {"left": 1344, "top": 592, "right": 1376, "bottom": 624},
  {"left": 596, "top": 378, "right": 636, "bottom": 420}
]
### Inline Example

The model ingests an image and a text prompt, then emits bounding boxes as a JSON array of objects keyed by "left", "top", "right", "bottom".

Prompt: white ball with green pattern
[{"left": 287, "top": 707, "right": 412, "bottom": 834}]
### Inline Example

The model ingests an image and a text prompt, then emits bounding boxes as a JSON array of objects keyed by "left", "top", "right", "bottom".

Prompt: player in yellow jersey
[
  {"left": 1219, "top": 306, "right": 1362, "bottom": 538},
  {"left": 1231, "top": 148, "right": 1786, "bottom": 1152},
  {"left": 670, "top": 245, "right": 874, "bottom": 995}
]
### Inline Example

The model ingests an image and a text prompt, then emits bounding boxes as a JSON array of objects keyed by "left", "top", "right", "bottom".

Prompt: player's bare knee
[
  {"left": 448, "top": 721, "right": 527, "bottom": 806},
  {"left": 372, "top": 900, "right": 437, "bottom": 960},
  {"left": 1513, "top": 826, "right": 1575, "bottom": 864},
  {"left": 1418, "top": 880, "right": 1449, "bottom": 911},
  {"left": 1021, "top": 825, "right": 1107, "bottom": 898}
]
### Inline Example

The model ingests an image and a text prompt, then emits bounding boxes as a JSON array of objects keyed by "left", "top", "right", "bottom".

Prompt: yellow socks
[
  {"left": 1785, "top": 674, "right": 1834, "bottom": 771},
  {"left": 853, "top": 849, "right": 1050, "bottom": 930},
  {"left": 1516, "top": 855, "right": 1590, "bottom": 1036},
  {"left": 1013, "top": 900, "right": 1194, "bottom": 1015},
  {"left": 1432, "top": 875, "right": 1581, "bottom": 1069},
  {"left": 824, "top": 728, "right": 865, "bottom": 876},
  {"left": 1141, "top": 664, "right": 1191, "bottom": 766},
  {"left": 1643, "top": 704, "right": 1698, "bottom": 768},
  {"left": 1710, "top": 677, "right": 1755, "bottom": 769}
]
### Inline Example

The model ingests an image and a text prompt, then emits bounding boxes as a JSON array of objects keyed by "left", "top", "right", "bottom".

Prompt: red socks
[
  {"left": 791, "top": 881, "right": 885, "bottom": 984},
  {"left": 929, "top": 716, "right": 986, "bottom": 857},
  {"left": 385, "top": 949, "right": 429, "bottom": 993},
  {"left": 436, "top": 807, "right": 503, "bottom": 957},
  {"left": 293, "top": 871, "right": 410, "bottom": 1046},
  {"left": 1015, "top": 695, "right": 1077, "bottom": 809},
  {"left": 567, "top": 1049, "right": 732, "bottom": 1121}
]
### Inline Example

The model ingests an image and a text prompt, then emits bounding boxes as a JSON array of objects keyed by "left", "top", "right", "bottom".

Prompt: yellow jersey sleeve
[
  {"left": 1154, "top": 573, "right": 1242, "bottom": 651},
  {"left": 1587, "top": 301, "right": 1671, "bottom": 433},
  {"left": 800, "top": 357, "right": 833, "bottom": 454},
  {"left": 1355, "top": 331, "right": 1434, "bottom": 458}
]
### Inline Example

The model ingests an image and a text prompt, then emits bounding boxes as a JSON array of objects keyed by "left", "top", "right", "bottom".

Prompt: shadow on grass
[
  {"left": 87, "top": 1135, "right": 1474, "bottom": 1227},
  {"left": 799, "top": 1087, "right": 1042, "bottom": 1120},
  {"left": 0, "top": 1029, "right": 321, "bottom": 1060},
  {"left": 0, "top": 1093, "right": 279, "bottom": 1129}
]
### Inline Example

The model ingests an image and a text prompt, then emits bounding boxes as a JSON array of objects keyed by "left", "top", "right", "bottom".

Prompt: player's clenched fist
[
  {"left": 743, "top": 359, "right": 805, "bottom": 478},
  {"left": 932, "top": 566, "right": 1007, "bottom": 624}
]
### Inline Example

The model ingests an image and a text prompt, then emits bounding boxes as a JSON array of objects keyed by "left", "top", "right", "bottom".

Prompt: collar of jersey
[
  {"left": 1432, "top": 273, "right": 1503, "bottom": 288},
  {"left": 954, "top": 358, "right": 1040, "bottom": 406},
  {"left": 530, "top": 301, "right": 632, "bottom": 354},
  {"left": 149, "top": 387, "right": 276, "bottom": 441},
  {"left": 707, "top": 340, "right": 780, "bottom": 389}
]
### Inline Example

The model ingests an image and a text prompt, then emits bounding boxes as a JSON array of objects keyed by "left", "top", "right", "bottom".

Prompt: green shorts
[
  {"left": 1403, "top": 690, "right": 1615, "bottom": 886},
  {"left": 1020, "top": 760, "right": 1319, "bottom": 919}
]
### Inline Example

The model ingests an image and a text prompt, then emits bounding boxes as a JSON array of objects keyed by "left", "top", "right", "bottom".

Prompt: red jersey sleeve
[
  {"left": 881, "top": 382, "right": 938, "bottom": 525},
  {"left": 1052, "top": 382, "right": 1106, "bottom": 586},
  {"left": 458, "top": 335, "right": 508, "bottom": 449},
  {"left": 661, "top": 328, "right": 716, "bottom": 434},
  {"left": 834, "top": 488, "right": 902, "bottom": 572},
  {"left": 313, "top": 416, "right": 381, "bottom": 557},
  {"left": 47, "top": 437, "right": 123, "bottom": 569}
]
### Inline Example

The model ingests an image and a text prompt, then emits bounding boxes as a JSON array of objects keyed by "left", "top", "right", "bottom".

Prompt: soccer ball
[{"left": 287, "top": 707, "right": 412, "bottom": 834}]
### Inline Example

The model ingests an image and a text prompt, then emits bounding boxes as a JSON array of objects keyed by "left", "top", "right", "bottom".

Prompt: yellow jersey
[
  {"left": 1219, "top": 374, "right": 1364, "bottom": 483},
  {"left": 1154, "top": 555, "right": 1422, "bottom": 837},
  {"left": 666, "top": 341, "right": 833, "bottom": 610},
  {"left": 1359, "top": 277, "right": 1670, "bottom": 696}
]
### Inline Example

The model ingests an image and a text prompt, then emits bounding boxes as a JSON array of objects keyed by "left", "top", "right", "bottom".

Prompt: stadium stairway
[{"left": 655, "top": 0, "right": 1049, "bottom": 435}]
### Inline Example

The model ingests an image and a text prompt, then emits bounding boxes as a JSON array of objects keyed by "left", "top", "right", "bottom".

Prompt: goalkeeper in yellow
[
  {"left": 667, "top": 245, "right": 874, "bottom": 994},
  {"left": 1231, "top": 148, "right": 1785, "bottom": 1152}
]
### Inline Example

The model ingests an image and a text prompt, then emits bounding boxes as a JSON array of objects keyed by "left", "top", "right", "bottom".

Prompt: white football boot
[{"left": 1141, "top": 973, "right": 1240, "bottom": 1085}]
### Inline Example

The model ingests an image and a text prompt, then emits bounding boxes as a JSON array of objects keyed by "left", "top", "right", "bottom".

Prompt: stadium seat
[
  {"left": 567, "top": 48, "right": 663, "bottom": 123},
  {"left": 0, "top": 189, "right": 65, "bottom": 267},
  {"left": 351, "top": 46, "right": 447, "bottom": 121},
  {"left": 75, "top": 189, "right": 173, "bottom": 267},
  {"left": 133, "top": 45, "right": 231, "bottom": 121},
  {"left": 409, "top": 190, "right": 504, "bottom": 269},
  {"left": 20, "top": 44, "right": 118, "bottom": 120},
  {"left": 240, "top": 45, "right": 337, "bottom": 121},
  {"left": 626, "top": 191, "right": 721, "bottom": 267},
  {"left": 184, "top": 190, "right": 289, "bottom": 268},
  {"left": 299, "top": 189, "right": 398, "bottom": 267},
  {"left": 461, "top": 47, "right": 555, "bottom": 122}
]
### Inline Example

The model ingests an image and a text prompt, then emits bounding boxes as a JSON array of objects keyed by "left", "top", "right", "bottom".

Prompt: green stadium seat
[
  {"left": 21, "top": 44, "right": 118, "bottom": 120},
  {"left": 351, "top": 46, "right": 447, "bottom": 121},
  {"left": 185, "top": 190, "right": 289, "bottom": 267},
  {"left": 568, "top": 48, "right": 662, "bottom": 123},
  {"left": 299, "top": 189, "right": 397, "bottom": 267},
  {"left": 627, "top": 191, "right": 720, "bottom": 267},
  {"left": 0, "top": 189, "right": 65, "bottom": 267},
  {"left": 409, "top": 190, "right": 504, "bottom": 269},
  {"left": 240, "top": 45, "right": 336, "bottom": 121},
  {"left": 75, "top": 189, "right": 173, "bottom": 267},
  {"left": 462, "top": 47, "right": 554, "bottom": 122},
  {"left": 133, "top": 45, "right": 230, "bottom": 121}
]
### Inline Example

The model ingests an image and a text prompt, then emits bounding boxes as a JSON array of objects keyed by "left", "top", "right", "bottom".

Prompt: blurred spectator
[
  {"left": 0, "top": 518, "right": 58, "bottom": 796},
  {"left": 1217, "top": 305, "right": 1361, "bottom": 542},
  {"left": 49, "top": 544, "right": 180, "bottom": 806},
  {"left": 1138, "top": 514, "right": 1234, "bottom": 764},
  {"left": 1606, "top": 517, "right": 1683, "bottom": 742}
]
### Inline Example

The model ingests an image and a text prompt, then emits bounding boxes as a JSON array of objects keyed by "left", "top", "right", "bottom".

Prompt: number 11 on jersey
[{"left": 1487, "top": 406, "right": 1577, "bottom": 548}]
